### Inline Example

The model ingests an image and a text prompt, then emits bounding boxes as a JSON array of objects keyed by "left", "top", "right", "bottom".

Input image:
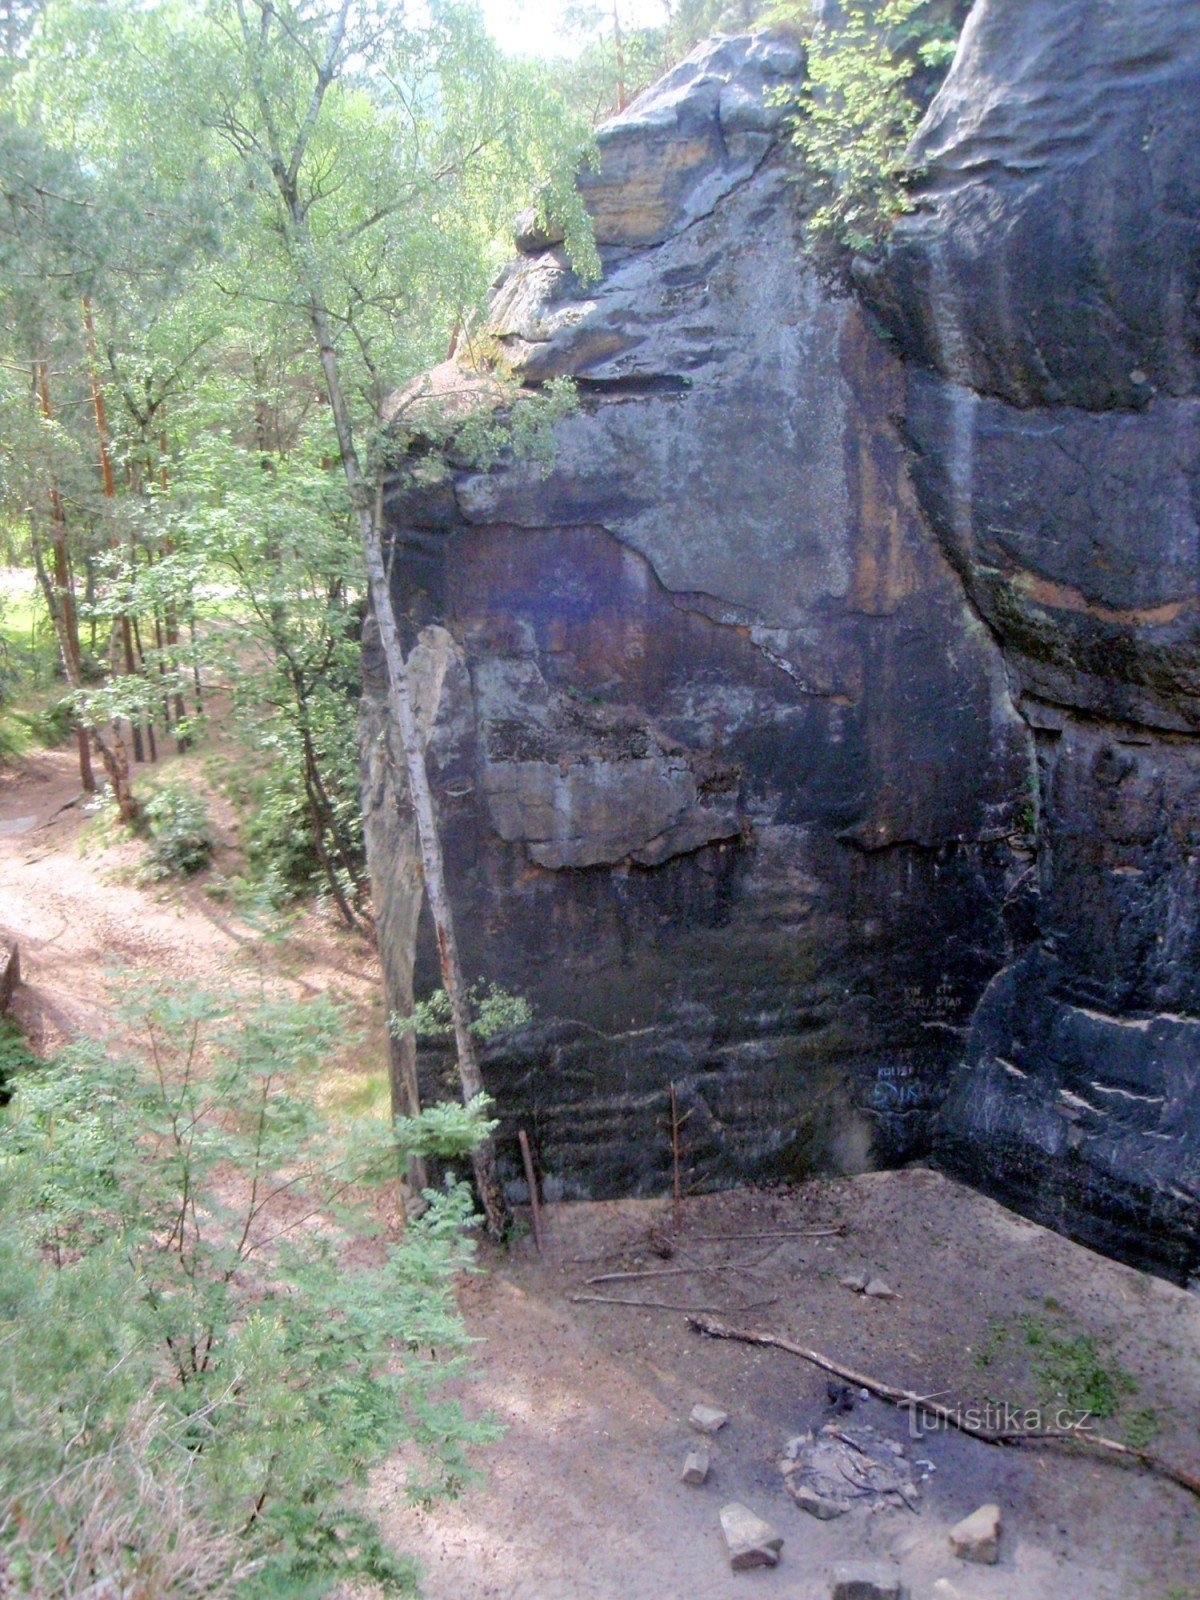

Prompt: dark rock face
[
  {"left": 365, "top": 9, "right": 1200, "bottom": 1281},
  {"left": 364, "top": 35, "right": 1031, "bottom": 1205},
  {"left": 866, "top": 0, "right": 1200, "bottom": 1282}
]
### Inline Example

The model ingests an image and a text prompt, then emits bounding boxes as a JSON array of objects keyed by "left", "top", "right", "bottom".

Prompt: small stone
[
  {"left": 719, "top": 1501, "right": 783, "bottom": 1570},
  {"left": 689, "top": 1402, "right": 728, "bottom": 1434},
  {"left": 932, "top": 1582, "right": 963, "bottom": 1599},
  {"left": 795, "top": 1484, "right": 847, "bottom": 1520},
  {"left": 949, "top": 1502, "right": 1001, "bottom": 1564},
  {"left": 831, "top": 1560, "right": 904, "bottom": 1600},
  {"left": 682, "top": 1447, "right": 710, "bottom": 1485},
  {"left": 840, "top": 1270, "right": 869, "bottom": 1292},
  {"left": 863, "top": 1277, "right": 896, "bottom": 1299}
]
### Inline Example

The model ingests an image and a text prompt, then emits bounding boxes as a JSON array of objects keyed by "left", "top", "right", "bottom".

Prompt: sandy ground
[
  {"left": 2, "top": 745, "right": 1197, "bottom": 1600},
  {"left": 0, "top": 745, "right": 384, "bottom": 1054},
  {"left": 379, "top": 1186, "right": 1200, "bottom": 1600}
]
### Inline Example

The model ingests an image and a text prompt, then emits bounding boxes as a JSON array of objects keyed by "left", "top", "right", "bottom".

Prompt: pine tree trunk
[{"left": 32, "top": 363, "right": 139, "bottom": 818}]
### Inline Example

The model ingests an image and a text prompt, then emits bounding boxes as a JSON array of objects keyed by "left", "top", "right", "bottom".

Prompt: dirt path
[{"left": 0, "top": 745, "right": 382, "bottom": 1053}]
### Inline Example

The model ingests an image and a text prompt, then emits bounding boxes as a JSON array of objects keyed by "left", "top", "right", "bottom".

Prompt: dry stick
[
  {"left": 687, "top": 1314, "right": 1200, "bottom": 1500},
  {"left": 685, "top": 1227, "right": 845, "bottom": 1243},
  {"left": 669, "top": 1082, "right": 682, "bottom": 1233},
  {"left": 518, "top": 1129, "right": 543, "bottom": 1253},
  {"left": 584, "top": 1260, "right": 765, "bottom": 1286},
  {"left": 571, "top": 1293, "right": 780, "bottom": 1314}
]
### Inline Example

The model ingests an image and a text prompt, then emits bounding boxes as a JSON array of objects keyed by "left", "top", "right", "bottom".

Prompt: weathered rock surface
[
  {"left": 365, "top": 32, "right": 1032, "bottom": 1206},
  {"left": 365, "top": 8, "right": 1200, "bottom": 1280},
  {"left": 864, "top": 0, "right": 1200, "bottom": 1283},
  {"left": 947, "top": 1502, "right": 1001, "bottom": 1565},
  {"left": 719, "top": 1500, "right": 783, "bottom": 1570}
]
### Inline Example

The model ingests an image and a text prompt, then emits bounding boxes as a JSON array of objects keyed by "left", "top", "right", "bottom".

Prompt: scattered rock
[
  {"left": 681, "top": 1447, "right": 710, "bottom": 1485},
  {"left": 932, "top": 1581, "right": 964, "bottom": 1599},
  {"left": 782, "top": 1423, "right": 918, "bottom": 1517},
  {"left": 863, "top": 1278, "right": 896, "bottom": 1299},
  {"left": 949, "top": 1502, "right": 1001, "bottom": 1564},
  {"left": 795, "top": 1484, "right": 846, "bottom": 1520},
  {"left": 840, "top": 1270, "right": 869, "bottom": 1292},
  {"left": 689, "top": 1403, "right": 728, "bottom": 1434},
  {"left": 831, "top": 1560, "right": 905, "bottom": 1599},
  {"left": 826, "top": 1380, "right": 856, "bottom": 1412},
  {"left": 719, "top": 1501, "right": 783, "bottom": 1571}
]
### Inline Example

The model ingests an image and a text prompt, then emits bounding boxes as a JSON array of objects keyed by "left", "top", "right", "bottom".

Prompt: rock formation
[
  {"left": 362, "top": 5, "right": 1200, "bottom": 1282},
  {"left": 863, "top": 0, "right": 1200, "bottom": 1281}
]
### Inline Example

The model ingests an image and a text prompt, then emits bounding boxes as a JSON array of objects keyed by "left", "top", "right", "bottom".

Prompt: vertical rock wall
[
  {"left": 863, "top": 0, "right": 1200, "bottom": 1281},
  {"left": 364, "top": 34, "right": 1031, "bottom": 1206},
  {"left": 363, "top": 7, "right": 1200, "bottom": 1282}
]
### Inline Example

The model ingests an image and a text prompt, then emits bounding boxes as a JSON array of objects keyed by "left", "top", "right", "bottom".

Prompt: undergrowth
[{"left": 0, "top": 979, "right": 498, "bottom": 1598}]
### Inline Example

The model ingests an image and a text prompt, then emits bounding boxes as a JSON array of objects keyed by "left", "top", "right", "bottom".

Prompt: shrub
[
  {"left": 773, "top": 0, "right": 961, "bottom": 257},
  {"left": 0, "top": 980, "right": 497, "bottom": 1597},
  {"left": 143, "top": 780, "right": 215, "bottom": 878},
  {"left": 0, "top": 1019, "right": 37, "bottom": 1105}
]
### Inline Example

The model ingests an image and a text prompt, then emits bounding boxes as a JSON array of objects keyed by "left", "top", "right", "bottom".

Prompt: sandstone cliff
[
  {"left": 363, "top": 7, "right": 1200, "bottom": 1282},
  {"left": 864, "top": 0, "right": 1200, "bottom": 1280}
]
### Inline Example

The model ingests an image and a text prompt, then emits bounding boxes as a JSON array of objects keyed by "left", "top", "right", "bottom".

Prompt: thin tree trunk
[
  {"left": 31, "top": 364, "right": 124, "bottom": 802},
  {"left": 234, "top": 0, "right": 509, "bottom": 1236},
  {"left": 305, "top": 275, "right": 509, "bottom": 1239},
  {"left": 83, "top": 300, "right": 148, "bottom": 765}
]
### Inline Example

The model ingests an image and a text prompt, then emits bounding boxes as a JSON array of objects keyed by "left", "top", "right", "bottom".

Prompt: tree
[
  {"left": 772, "top": 0, "right": 960, "bottom": 258},
  {"left": 0, "top": 980, "right": 498, "bottom": 1595},
  {"left": 193, "top": 0, "right": 591, "bottom": 1237}
]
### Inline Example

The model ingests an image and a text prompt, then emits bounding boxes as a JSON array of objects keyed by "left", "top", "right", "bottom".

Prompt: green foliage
[
  {"left": 773, "top": 0, "right": 960, "bottom": 256},
  {"left": 1017, "top": 1315, "right": 1139, "bottom": 1420},
  {"left": 142, "top": 779, "right": 215, "bottom": 878},
  {"left": 1124, "top": 1407, "right": 1160, "bottom": 1451},
  {"left": 0, "top": 980, "right": 497, "bottom": 1597},
  {"left": 0, "top": 1019, "right": 38, "bottom": 1105},
  {"left": 389, "top": 982, "right": 534, "bottom": 1045}
]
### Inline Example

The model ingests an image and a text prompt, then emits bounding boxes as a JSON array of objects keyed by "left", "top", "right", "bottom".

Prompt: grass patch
[
  {"left": 1017, "top": 1314, "right": 1138, "bottom": 1419},
  {"left": 319, "top": 1067, "right": 391, "bottom": 1122}
]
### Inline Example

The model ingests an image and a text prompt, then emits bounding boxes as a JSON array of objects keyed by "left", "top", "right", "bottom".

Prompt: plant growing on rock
[{"left": 773, "top": 0, "right": 960, "bottom": 256}]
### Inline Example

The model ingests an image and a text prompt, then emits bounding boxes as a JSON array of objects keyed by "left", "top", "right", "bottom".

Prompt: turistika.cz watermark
[{"left": 901, "top": 1397, "right": 1097, "bottom": 1439}]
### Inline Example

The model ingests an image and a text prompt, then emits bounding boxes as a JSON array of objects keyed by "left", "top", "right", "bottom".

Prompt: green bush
[
  {"left": 0, "top": 980, "right": 497, "bottom": 1598},
  {"left": 773, "top": 0, "right": 961, "bottom": 257},
  {"left": 144, "top": 780, "right": 216, "bottom": 878},
  {"left": 240, "top": 764, "right": 322, "bottom": 902},
  {"left": 0, "top": 1019, "right": 37, "bottom": 1104}
]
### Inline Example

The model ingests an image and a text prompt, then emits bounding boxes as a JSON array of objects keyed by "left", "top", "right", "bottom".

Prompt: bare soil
[
  {"left": 0, "top": 744, "right": 385, "bottom": 1055},
  {"left": 2, "top": 745, "right": 1197, "bottom": 1600},
  {"left": 378, "top": 1186, "right": 1200, "bottom": 1600}
]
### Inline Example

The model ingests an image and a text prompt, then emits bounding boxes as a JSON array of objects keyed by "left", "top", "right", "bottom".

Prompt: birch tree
[{"left": 200, "top": 0, "right": 590, "bottom": 1237}]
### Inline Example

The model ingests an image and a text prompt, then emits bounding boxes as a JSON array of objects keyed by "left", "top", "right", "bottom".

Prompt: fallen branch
[
  {"left": 571, "top": 1293, "right": 780, "bottom": 1314},
  {"left": 583, "top": 1256, "right": 768, "bottom": 1287},
  {"left": 684, "top": 1227, "right": 844, "bottom": 1243},
  {"left": 687, "top": 1314, "right": 1200, "bottom": 1499}
]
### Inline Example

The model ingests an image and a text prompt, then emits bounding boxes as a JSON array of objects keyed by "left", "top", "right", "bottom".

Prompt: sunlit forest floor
[{"left": 1, "top": 746, "right": 1198, "bottom": 1600}]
